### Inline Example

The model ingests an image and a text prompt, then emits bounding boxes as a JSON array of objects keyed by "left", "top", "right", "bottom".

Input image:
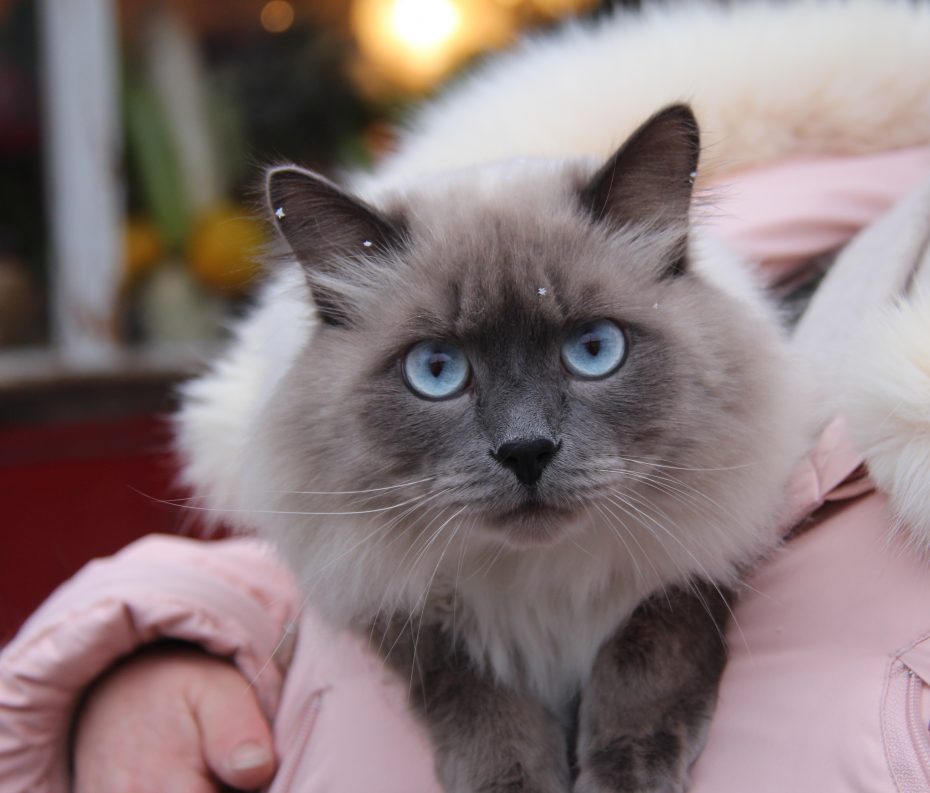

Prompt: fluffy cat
[
  {"left": 178, "top": 102, "right": 808, "bottom": 792},
  {"left": 169, "top": 0, "right": 930, "bottom": 788}
]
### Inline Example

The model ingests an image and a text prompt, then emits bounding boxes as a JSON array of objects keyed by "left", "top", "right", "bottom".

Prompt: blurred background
[{"left": 0, "top": 0, "right": 634, "bottom": 638}]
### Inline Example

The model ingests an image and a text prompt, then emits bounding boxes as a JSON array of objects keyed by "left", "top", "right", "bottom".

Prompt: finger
[
  {"left": 74, "top": 658, "right": 213, "bottom": 793},
  {"left": 74, "top": 715, "right": 219, "bottom": 793},
  {"left": 193, "top": 666, "right": 277, "bottom": 790},
  {"left": 77, "top": 764, "right": 220, "bottom": 793}
]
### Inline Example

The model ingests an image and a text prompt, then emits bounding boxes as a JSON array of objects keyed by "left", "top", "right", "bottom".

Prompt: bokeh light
[
  {"left": 352, "top": 0, "right": 514, "bottom": 93},
  {"left": 260, "top": 0, "right": 295, "bottom": 34},
  {"left": 390, "top": 0, "right": 461, "bottom": 53}
]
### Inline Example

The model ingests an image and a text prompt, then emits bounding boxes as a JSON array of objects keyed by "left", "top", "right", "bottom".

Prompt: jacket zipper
[
  {"left": 273, "top": 691, "right": 324, "bottom": 792},
  {"left": 906, "top": 668, "right": 930, "bottom": 787}
]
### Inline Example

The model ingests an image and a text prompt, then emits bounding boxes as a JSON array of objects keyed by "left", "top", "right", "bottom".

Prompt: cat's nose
[{"left": 492, "top": 438, "right": 559, "bottom": 486}]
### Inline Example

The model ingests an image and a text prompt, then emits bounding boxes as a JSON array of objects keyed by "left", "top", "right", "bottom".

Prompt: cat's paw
[
  {"left": 457, "top": 763, "right": 568, "bottom": 793},
  {"left": 573, "top": 768, "right": 685, "bottom": 793},
  {"left": 475, "top": 781, "right": 567, "bottom": 793},
  {"left": 573, "top": 735, "right": 689, "bottom": 793}
]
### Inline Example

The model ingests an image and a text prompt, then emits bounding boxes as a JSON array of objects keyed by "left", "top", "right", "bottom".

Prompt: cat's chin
[{"left": 485, "top": 501, "right": 577, "bottom": 547}]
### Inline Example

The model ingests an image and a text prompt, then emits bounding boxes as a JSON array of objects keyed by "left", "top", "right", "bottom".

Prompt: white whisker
[
  {"left": 605, "top": 455, "right": 758, "bottom": 473},
  {"left": 410, "top": 517, "right": 465, "bottom": 696},
  {"left": 275, "top": 475, "right": 437, "bottom": 496},
  {"left": 301, "top": 490, "right": 452, "bottom": 593},
  {"left": 154, "top": 492, "right": 436, "bottom": 520},
  {"left": 610, "top": 490, "right": 748, "bottom": 657}
]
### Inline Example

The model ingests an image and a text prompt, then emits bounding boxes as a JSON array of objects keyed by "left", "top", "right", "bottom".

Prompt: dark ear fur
[
  {"left": 580, "top": 104, "right": 700, "bottom": 277},
  {"left": 266, "top": 166, "right": 404, "bottom": 325}
]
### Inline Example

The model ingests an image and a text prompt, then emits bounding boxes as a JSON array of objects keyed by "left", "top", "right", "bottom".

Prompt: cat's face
[{"left": 254, "top": 107, "right": 782, "bottom": 549}]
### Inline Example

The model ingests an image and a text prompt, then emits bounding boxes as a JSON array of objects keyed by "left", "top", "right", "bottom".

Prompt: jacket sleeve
[{"left": 0, "top": 534, "right": 301, "bottom": 793}]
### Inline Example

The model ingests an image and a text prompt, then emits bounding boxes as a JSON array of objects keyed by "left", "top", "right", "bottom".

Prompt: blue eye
[
  {"left": 403, "top": 340, "right": 471, "bottom": 400},
  {"left": 561, "top": 319, "right": 627, "bottom": 379}
]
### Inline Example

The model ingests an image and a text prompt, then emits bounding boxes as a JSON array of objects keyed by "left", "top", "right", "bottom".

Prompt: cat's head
[{"left": 242, "top": 105, "right": 799, "bottom": 559}]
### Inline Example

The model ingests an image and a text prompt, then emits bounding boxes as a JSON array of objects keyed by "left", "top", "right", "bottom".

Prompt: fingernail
[{"left": 229, "top": 741, "right": 272, "bottom": 771}]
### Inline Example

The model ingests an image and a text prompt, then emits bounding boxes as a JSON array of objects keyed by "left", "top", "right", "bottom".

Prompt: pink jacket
[{"left": 3, "top": 149, "right": 930, "bottom": 793}]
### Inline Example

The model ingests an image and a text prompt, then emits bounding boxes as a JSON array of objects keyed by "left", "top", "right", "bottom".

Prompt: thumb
[{"left": 194, "top": 665, "right": 277, "bottom": 790}]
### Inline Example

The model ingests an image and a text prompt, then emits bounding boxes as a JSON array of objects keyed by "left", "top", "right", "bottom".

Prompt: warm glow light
[
  {"left": 352, "top": 0, "right": 516, "bottom": 93},
  {"left": 260, "top": 0, "right": 295, "bottom": 33},
  {"left": 390, "top": 0, "right": 461, "bottom": 52}
]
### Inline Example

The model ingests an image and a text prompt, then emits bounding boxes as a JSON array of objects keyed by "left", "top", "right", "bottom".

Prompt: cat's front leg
[
  {"left": 574, "top": 582, "right": 730, "bottom": 793},
  {"left": 371, "top": 615, "right": 570, "bottom": 793}
]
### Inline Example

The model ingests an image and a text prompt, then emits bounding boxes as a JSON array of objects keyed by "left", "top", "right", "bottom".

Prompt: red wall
[{"left": 0, "top": 416, "right": 201, "bottom": 642}]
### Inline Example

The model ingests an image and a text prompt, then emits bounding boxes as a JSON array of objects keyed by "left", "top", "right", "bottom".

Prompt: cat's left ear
[
  {"left": 580, "top": 104, "right": 699, "bottom": 275},
  {"left": 266, "top": 165, "right": 404, "bottom": 325}
]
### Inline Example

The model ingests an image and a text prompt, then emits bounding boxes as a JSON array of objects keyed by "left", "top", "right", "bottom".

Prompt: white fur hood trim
[
  {"left": 362, "top": 0, "right": 930, "bottom": 193},
  {"left": 844, "top": 289, "right": 930, "bottom": 547},
  {"left": 797, "top": 177, "right": 930, "bottom": 549}
]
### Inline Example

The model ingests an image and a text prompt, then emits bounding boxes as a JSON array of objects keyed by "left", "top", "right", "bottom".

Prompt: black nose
[{"left": 492, "top": 438, "right": 559, "bottom": 486}]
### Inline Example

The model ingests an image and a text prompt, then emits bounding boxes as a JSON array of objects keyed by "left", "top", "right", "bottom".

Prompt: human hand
[{"left": 73, "top": 644, "right": 276, "bottom": 792}]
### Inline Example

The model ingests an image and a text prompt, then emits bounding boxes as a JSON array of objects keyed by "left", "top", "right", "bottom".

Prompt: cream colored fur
[
  {"left": 176, "top": 268, "right": 314, "bottom": 523},
  {"left": 840, "top": 289, "right": 930, "bottom": 548},
  {"left": 794, "top": 174, "right": 930, "bottom": 552},
  {"left": 357, "top": 0, "right": 930, "bottom": 193}
]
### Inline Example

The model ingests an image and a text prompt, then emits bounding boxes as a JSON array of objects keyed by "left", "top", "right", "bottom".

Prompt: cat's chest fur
[
  {"left": 372, "top": 502, "right": 716, "bottom": 718},
  {"left": 408, "top": 523, "right": 678, "bottom": 715}
]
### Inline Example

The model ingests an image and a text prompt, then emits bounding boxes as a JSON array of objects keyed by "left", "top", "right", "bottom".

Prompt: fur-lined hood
[{"left": 360, "top": 0, "right": 930, "bottom": 193}]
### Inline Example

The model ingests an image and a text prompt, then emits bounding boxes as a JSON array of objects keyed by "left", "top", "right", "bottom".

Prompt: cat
[
  {"left": 177, "top": 101, "right": 809, "bottom": 792},
  {"left": 172, "top": 0, "right": 930, "bottom": 787}
]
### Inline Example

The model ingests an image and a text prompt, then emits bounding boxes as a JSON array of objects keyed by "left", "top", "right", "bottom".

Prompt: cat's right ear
[
  {"left": 579, "top": 104, "right": 699, "bottom": 276},
  {"left": 266, "top": 166, "right": 404, "bottom": 325}
]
